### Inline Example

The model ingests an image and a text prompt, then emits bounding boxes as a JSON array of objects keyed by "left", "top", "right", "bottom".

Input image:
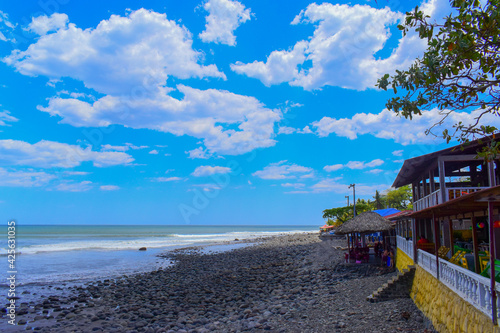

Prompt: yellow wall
[
  {"left": 410, "top": 266, "right": 500, "bottom": 333},
  {"left": 396, "top": 248, "right": 414, "bottom": 272}
]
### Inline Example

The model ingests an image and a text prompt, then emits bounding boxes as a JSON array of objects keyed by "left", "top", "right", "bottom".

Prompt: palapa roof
[{"left": 335, "top": 211, "right": 394, "bottom": 235}]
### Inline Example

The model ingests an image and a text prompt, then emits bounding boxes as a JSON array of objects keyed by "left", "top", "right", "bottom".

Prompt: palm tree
[{"left": 373, "top": 190, "right": 384, "bottom": 209}]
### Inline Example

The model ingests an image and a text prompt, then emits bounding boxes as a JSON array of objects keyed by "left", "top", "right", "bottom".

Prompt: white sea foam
[{"left": 0, "top": 229, "right": 315, "bottom": 255}]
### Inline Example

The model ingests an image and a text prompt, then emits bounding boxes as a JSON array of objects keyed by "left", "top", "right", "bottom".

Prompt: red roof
[
  {"left": 385, "top": 210, "right": 413, "bottom": 220},
  {"left": 320, "top": 224, "right": 335, "bottom": 229}
]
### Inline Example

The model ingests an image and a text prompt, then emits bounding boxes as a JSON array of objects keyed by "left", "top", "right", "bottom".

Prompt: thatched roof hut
[{"left": 335, "top": 211, "right": 394, "bottom": 235}]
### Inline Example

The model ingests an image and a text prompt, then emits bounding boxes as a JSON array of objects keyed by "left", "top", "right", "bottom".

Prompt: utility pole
[
  {"left": 349, "top": 184, "right": 356, "bottom": 216},
  {"left": 345, "top": 195, "right": 349, "bottom": 207}
]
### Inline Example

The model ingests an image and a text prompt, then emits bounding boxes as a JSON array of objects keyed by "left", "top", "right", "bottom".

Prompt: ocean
[{"left": 0, "top": 225, "right": 316, "bottom": 291}]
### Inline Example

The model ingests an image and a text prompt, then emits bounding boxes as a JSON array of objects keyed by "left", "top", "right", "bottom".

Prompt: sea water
[{"left": 0, "top": 225, "right": 316, "bottom": 289}]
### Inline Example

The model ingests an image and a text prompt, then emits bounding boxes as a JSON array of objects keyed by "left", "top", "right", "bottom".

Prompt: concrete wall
[{"left": 410, "top": 266, "right": 500, "bottom": 333}]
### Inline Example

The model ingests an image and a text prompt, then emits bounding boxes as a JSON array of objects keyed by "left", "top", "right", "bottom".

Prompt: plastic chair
[
  {"left": 480, "top": 259, "right": 500, "bottom": 282},
  {"left": 449, "top": 251, "right": 464, "bottom": 264},
  {"left": 479, "top": 256, "right": 490, "bottom": 272},
  {"left": 460, "top": 257, "right": 469, "bottom": 270},
  {"left": 437, "top": 246, "right": 450, "bottom": 259}
]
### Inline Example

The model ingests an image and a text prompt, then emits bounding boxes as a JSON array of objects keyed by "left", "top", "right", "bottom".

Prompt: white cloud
[
  {"left": 5, "top": 9, "right": 225, "bottom": 95},
  {"left": 0, "top": 139, "right": 133, "bottom": 168},
  {"left": 101, "top": 144, "right": 130, "bottom": 152},
  {"left": 192, "top": 165, "right": 232, "bottom": 177},
  {"left": 278, "top": 125, "right": 313, "bottom": 135},
  {"left": 126, "top": 144, "right": 149, "bottom": 150},
  {"left": 199, "top": 0, "right": 252, "bottom": 46},
  {"left": 54, "top": 180, "right": 92, "bottom": 192},
  {"left": 366, "top": 169, "right": 384, "bottom": 174},
  {"left": 151, "top": 177, "right": 183, "bottom": 182},
  {"left": 186, "top": 147, "right": 212, "bottom": 159},
  {"left": 323, "top": 159, "right": 383, "bottom": 172},
  {"left": 27, "top": 13, "right": 69, "bottom": 35},
  {"left": 392, "top": 150, "right": 404, "bottom": 157},
  {"left": 63, "top": 171, "right": 91, "bottom": 176},
  {"left": 309, "top": 178, "right": 389, "bottom": 194},
  {"left": 300, "top": 172, "right": 315, "bottom": 179},
  {"left": 149, "top": 149, "right": 159, "bottom": 155},
  {"left": 311, "top": 108, "right": 500, "bottom": 145},
  {"left": 0, "top": 11, "right": 16, "bottom": 42},
  {"left": 100, "top": 185, "right": 120, "bottom": 191},
  {"left": 323, "top": 164, "right": 343, "bottom": 172},
  {"left": 38, "top": 85, "right": 281, "bottom": 155},
  {"left": 346, "top": 159, "right": 384, "bottom": 169},
  {"left": 281, "top": 183, "right": 305, "bottom": 189},
  {"left": 252, "top": 161, "right": 313, "bottom": 180},
  {"left": 0, "top": 111, "right": 18, "bottom": 126},
  {"left": 5, "top": 9, "right": 281, "bottom": 156},
  {"left": 101, "top": 143, "right": 149, "bottom": 151},
  {"left": 231, "top": 41, "right": 308, "bottom": 86},
  {"left": 277, "top": 126, "right": 296, "bottom": 135},
  {"left": 191, "top": 183, "right": 222, "bottom": 192},
  {"left": 232, "top": 0, "right": 452, "bottom": 91},
  {"left": 0, "top": 167, "right": 56, "bottom": 187}
]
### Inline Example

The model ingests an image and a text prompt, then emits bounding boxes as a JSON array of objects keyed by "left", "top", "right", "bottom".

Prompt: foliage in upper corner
[{"left": 376, "top": 0, "right": 500, "bottom": 161}]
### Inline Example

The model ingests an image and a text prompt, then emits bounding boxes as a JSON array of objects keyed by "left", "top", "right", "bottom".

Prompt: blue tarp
[{"left": 372, "top": 208, "right": 400, "bottom": 217}]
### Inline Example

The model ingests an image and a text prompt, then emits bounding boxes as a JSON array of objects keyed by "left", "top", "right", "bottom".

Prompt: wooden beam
[{"left": 440, "top": 154, "right": 486, "bottom": 162}]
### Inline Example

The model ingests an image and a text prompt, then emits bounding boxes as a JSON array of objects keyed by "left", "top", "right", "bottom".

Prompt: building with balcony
[{"left": 392, "top": 136, "right": 500, "bottom": 332}]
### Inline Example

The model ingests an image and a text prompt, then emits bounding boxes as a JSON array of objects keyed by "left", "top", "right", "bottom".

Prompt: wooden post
[
  {"left": 449, "top": 217, "right": 454, "bottom": 256},
  {"left": 488, "top": 161, "right": 497, "bottom": 187},
  {"left": 347, "top": 234, "right": 351, "bottom": 263},
  {"left": 433, "top": 214, "right": 440, "bottom": 280},
  {"left": 471, "top": 215, "right": 480, "bottom": 273},
  {"left": 438, "top": 158, "right": 446, "bottom": 203},
  {"left": 414, "top": 218, "right": 419, "bottom": 261},
  {"left": 488, "top": 201, "right": 497, "bottom": 325},
  {"left": 423, "top": 176, "right": 429, "bottom": 197},
  {"left": 429, "top": 169, "right": 435, "bottom": 193}
]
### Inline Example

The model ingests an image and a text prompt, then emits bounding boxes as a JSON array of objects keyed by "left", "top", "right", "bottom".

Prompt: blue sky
[{"left": 0, "top": 0, "right": 498, "bottom": 225}]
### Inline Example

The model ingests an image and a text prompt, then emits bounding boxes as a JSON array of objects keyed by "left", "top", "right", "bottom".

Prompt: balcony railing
[
  {"left": 446, "top": 187, "right": 488, "bottom": 200},
  {"left": 417, "top": 249, "right": 500, "bottom": 321},
  {"left": 417, "top": 249, "right": 438, "bottom": 277},
  {"left": 414, "top": 189, "right": 442, "bottom": 211},
  {"left": 396, "top": 235, "right": 414, "bottom": 260},
  {"left": 413, "top": 187, "right": 489, "bottom": 212}
]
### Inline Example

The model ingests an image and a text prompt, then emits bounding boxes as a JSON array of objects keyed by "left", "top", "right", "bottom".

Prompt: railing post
[
  {"left": 433, "top": 213, "right": 440, "bottom": 280},
  {"left": 488, "top": 201, "right": 497, "bottom": 325}
]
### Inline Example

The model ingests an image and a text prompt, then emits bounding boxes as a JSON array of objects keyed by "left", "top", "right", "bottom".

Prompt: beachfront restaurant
[{"left": 391, "top": 136, "right": 500, "bottom": 331}]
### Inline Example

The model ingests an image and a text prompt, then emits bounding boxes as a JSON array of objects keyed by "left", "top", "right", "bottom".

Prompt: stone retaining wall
[
  {"left": 410, "top": 266, "right": 500, "bottom": 333},
  {"left": 396, "top": 248, "right": 414, "bottom": 273}
]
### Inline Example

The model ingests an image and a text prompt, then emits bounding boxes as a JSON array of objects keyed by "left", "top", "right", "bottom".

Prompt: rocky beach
[{"left": 1, "top": 233, "right": 435, "bottom": 332}]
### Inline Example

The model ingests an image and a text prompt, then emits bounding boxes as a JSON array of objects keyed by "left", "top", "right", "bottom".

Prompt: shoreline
[{"left": 1, "top": 233, "right": 435, "bottom": 332}]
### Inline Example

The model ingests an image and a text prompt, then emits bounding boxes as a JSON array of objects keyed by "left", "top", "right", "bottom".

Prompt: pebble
[{"left": 0, "top": 234, "right": 436, "bottom": 332}]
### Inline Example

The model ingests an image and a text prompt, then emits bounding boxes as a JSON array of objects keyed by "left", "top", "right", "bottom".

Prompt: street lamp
[{"left": 348, "top": 184, "right": 356, "bottom": 216}]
